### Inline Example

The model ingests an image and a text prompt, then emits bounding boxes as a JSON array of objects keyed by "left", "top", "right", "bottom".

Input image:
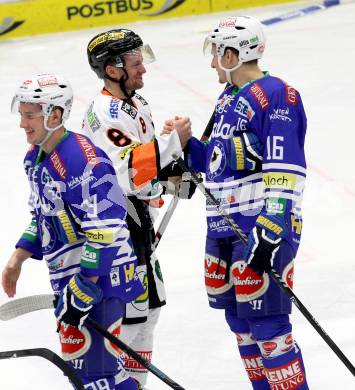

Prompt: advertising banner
[{"left": 0, "top": 0, "right": 298, "bottom": 40}]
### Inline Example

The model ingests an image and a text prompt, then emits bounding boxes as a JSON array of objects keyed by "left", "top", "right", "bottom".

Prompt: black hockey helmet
[{"left": 87, "top": 29, "right": 144, "bottom": 79}]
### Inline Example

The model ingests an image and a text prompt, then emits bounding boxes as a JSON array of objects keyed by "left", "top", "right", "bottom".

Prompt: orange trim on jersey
[
  {"left": 130, "top": 141, "right": 158, "bottom": 188},
  {"left": 101, "top": 89, "right": 113, "bottom": 97}
]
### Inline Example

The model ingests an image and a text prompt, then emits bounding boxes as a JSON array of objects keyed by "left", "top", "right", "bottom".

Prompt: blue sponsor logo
[{"left": 109, "top": 99, "right": 119, "bottom": 119}]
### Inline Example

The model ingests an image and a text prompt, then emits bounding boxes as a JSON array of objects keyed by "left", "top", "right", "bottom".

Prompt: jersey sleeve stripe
[
  {"left": 129, "top": 140, "right": 159, "bottom": 188},
  {"left": 262, "top": 162, "right": 306, "bottom": 175}
]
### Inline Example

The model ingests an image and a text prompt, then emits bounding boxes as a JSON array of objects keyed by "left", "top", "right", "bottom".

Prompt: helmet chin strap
[
  {"left": 37, "top": 116, "right": 63, "bottom": 146},
  {"left": 119, "top": 75, "right": 135, "bottom": 99},
  {"left": 217, "top": 56, "right": 243, "bottom": 85},
  {"left": 105, "top": 69, "right": 135, "bottom": 99}
]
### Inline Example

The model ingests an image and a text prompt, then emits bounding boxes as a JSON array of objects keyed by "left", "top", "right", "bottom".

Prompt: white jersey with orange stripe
[{"left": 82, "top": 89, "right": 182, "bottom": 200}]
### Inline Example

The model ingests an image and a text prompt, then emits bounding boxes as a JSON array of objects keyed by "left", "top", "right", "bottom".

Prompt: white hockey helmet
[
  {"left": 11, "top": 73, "right": 73, "bottom": 130},
  {"left": 203, "top": 16, "right": 266, "bottom": 63}
]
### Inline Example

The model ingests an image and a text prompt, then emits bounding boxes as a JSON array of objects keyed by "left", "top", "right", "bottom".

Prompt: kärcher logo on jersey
[
  {"left": 0, "top": 16, "right": 25, "bottom": 36},
  {"left": 141, "top": 0, "right": 187, "bottom": 16}
]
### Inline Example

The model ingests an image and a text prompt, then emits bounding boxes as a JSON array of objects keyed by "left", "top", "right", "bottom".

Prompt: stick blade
[{"left": 0, "top": 294, "right": 55, "bottom": 321}]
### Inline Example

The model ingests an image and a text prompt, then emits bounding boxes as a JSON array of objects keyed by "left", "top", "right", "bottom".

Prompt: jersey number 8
[{"left": 107, "top": 128, "right": 132, "bottom": 147}]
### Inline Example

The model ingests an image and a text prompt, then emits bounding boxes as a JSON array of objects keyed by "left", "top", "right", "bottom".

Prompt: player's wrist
[
  {"left": 13, "top": 248, "right": 32, "bottom": 263},
  {"left": 79, "top": 273, "right": 99, "bottom": 284}
]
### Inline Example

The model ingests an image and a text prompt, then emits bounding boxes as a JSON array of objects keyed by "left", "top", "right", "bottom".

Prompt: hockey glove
[
  {"left": 177, "top": 171, "right": 202, "bottom": 199},
  {"left": 158, "top": 161, "right": 202, "bottom": 199},
  {"left": 55, "top": 273, "right": 103, "bottom": 329},
  {"left": 244, "top": 213, "right": 287, "bottom": 276},
  {"left": 229, "top": 131, "right": 263, "bottom": 171},
  {"left": 244, "top": 227, "right": 281, "bottom": 276}
]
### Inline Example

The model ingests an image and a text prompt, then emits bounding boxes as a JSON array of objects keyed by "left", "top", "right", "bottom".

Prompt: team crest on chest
[{"left": 208, "top": 140, "right": 226, "bottom": 180}]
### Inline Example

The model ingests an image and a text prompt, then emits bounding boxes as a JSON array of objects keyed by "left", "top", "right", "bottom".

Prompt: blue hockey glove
[
  {"left": 244, "top": 213, "right": 287, "bottom": 275},
  {"left": 55, "top": 273, "right": 103, "bottom": 329},
  {"left": 244, "top": 227, "right": 282, "bottom": 276},
  {"left": 229, "top": 131, "right": 263, "bottom": 171}
]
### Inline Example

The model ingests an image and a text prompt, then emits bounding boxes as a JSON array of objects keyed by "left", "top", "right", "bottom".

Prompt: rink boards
[{"left": 0, "top": 0, "right": 301, "bottom": 40}]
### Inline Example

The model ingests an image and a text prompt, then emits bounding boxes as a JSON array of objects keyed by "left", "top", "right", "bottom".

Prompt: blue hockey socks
[{"left": 261, "top": 343, "right": 308, "bottom": 389}]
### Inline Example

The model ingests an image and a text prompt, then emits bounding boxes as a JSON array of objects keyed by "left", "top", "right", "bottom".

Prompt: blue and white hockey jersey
[
  {"left": 188, "top": 73, "right": 307, "bottom": 254},
  {"left": 16, "top": 131, "right": 144, "bottom": 301}
]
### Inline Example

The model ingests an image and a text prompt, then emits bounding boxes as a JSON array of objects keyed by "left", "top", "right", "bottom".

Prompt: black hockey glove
[
  {"left": 158, "top": 161, "right": 202, "bottom": 199},
  {"left": 55, "top": 274, "right": 103, "bottom": 329},
  {"left": 244, "top": 226, "right": 282, "bottom": 276}
]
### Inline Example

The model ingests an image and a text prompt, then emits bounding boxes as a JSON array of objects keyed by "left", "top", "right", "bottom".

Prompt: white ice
[{"left": 0, "top": 1, "right": 355, "bottom": 389}]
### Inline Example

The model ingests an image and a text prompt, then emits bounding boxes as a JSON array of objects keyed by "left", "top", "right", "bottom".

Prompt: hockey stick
[
  {"left": 153, "top": 194, "right": 180, "bottom": 250},
  {"left": 0, "top": 296, "right": 185, "bottom": 390},
  {"left": 86, "top": 317, "right": 185, "bottom": 389},
  {"left": 0, "top": 347, "right": 84, "bottom": 389},
  {"left": 172, "top": 155, "right": 355, "bottom": 377}
]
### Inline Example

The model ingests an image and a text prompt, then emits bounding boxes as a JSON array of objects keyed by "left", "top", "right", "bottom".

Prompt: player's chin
[
  {"left": 25, "top": 134, "right": 36, "bottom": 144},
  {"left": 218, "top": 75, "right": 227, "bottom": 84},
  {"left": 134, "top": 80, "right": 144, "bottom": 89}
]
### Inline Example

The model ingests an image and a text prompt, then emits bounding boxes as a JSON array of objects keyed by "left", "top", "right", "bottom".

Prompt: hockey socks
[
  {"left": 237, "top": 337, "right": 270, "bottom": 389},
  {"left": 261, "top": 343, "right": 308, "bottom": 389},
  {"left": 122, "top": 350, "right": 152, "bottom": 385}
]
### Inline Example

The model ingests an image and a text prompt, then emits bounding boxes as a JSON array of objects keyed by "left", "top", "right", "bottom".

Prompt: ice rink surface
[{"left": 0, "top": 1, "right": 355, "bottom": 388}]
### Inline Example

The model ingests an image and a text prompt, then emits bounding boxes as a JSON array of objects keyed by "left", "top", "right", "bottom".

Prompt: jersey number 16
[{"left": 266, "top": 136, "right": 284, "bottom": 160}]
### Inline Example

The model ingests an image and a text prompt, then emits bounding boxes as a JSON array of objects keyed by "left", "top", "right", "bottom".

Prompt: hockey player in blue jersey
[
  {"left": 1, "top": 73, "right": 144, "bottom": 389},
  {"left": 186, "top": 16, "right": 309, "bottom": 389}
]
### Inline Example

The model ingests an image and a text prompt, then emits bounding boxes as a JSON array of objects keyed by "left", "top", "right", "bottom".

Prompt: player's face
[
  {"left": 210, "top": 45, "right": 227, "bottom": 84},
  {"left": 18, "top": 102, "right": 47, "bottom": 145},
  {"left": 124, "top": 51, "right": 146, "bottom": 91}
]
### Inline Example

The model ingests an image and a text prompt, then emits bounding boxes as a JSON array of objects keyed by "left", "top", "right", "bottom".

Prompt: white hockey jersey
[{"left": 82, "top": 89, "right": 182, "bottom": 202}]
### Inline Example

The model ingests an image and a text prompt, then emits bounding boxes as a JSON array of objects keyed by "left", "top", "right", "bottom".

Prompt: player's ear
[
  {"left": 50, "top": 107, "right": 64, "bottom": 126},
  {"left": 105, "top": 64, "right": 120, "bottom": 78},
  {"left": 225, "top": 48, "right": 239, "bottom": 65}
]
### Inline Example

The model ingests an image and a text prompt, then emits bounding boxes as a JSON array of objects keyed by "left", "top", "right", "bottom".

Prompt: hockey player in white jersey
[{"left": 82, "top": 29, "right": 193, "bottom": 389}]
